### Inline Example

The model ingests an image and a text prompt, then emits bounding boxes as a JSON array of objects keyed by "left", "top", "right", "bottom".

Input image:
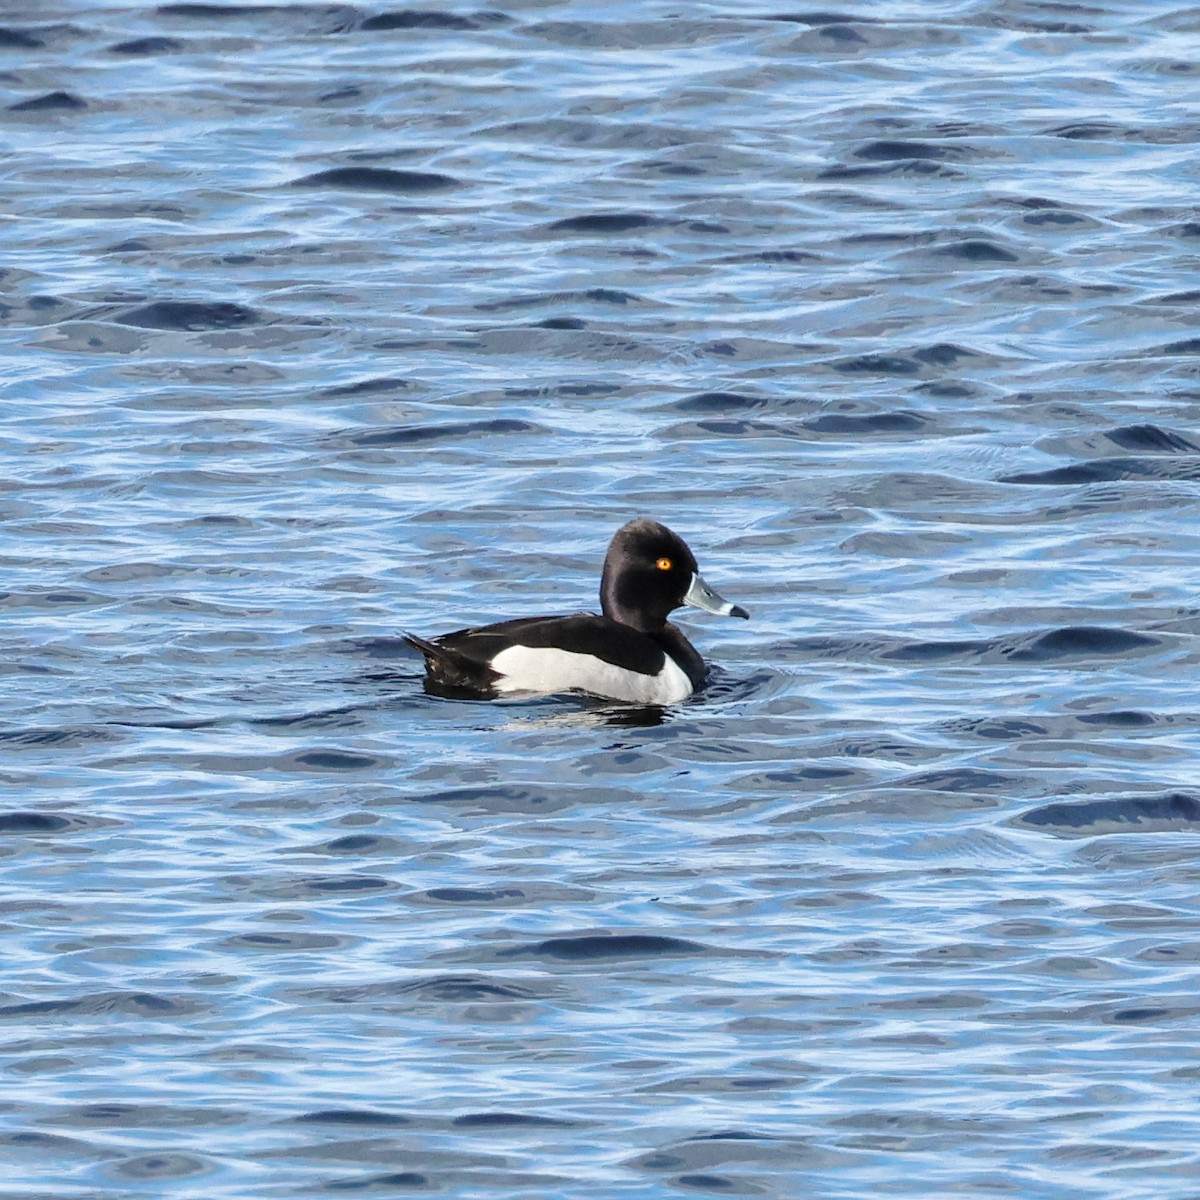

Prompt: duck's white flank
[{"left": 488, "top": 644, "right": 693, "bottom": 705}]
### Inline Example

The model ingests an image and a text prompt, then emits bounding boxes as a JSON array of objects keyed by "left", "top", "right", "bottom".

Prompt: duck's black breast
[{"left": 654, "top": 622, "right": 706, "bottom": 691}]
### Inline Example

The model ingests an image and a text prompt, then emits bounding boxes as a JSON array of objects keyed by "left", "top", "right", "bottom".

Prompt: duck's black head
[{"left": 599, "top": 518, "right": 748, "bottom": 633}]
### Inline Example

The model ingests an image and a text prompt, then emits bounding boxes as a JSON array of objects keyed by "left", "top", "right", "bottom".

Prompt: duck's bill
[{"left": 684, "top": 573, "right": 749, "bottom": 620}]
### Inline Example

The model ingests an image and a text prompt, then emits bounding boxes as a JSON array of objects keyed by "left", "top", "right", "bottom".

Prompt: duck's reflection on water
[{"left": 499, "top": 699, "right": 669, "bottom": 730}]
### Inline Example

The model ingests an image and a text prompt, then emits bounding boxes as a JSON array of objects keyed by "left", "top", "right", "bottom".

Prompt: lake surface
[{"left": 3, "top": 1, "right": 1200, "bottom": 1196}]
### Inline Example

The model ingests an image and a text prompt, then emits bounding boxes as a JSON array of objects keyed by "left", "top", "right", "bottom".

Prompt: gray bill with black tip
[{"left": 683, "top": 573, "right": 749, "bottom": 619}]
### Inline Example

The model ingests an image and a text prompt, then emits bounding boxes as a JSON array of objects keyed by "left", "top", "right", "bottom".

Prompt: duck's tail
[
  {"left": 402, "top": 630, "right": 498, "bottom": 697},
  {"left": 402, "top": 630, "right": 445, "bottom": 661}
]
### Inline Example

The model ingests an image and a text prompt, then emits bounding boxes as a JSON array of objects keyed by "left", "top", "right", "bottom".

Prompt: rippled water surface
[{"left": 4, "top": 1, "right": 1200, "bottom": 1195}]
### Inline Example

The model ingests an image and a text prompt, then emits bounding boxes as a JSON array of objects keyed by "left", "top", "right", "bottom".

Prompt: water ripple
[{"left": 4, "top": 1, "right": 1200, "bottom": 1196}]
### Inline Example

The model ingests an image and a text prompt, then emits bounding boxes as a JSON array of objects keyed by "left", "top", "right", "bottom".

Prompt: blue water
[{"left": 4, "top": 1, "right": 1200, "bottom": 1196}]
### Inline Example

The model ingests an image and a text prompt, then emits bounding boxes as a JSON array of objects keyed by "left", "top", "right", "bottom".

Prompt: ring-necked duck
[{"left": 405, "top": 518, "right": 748, "bottom": 704}]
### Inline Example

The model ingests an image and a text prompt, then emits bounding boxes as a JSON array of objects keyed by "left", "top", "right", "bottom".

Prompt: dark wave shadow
[{"left": 1015, "top": 791, "right": 1200, "bottom": 837}]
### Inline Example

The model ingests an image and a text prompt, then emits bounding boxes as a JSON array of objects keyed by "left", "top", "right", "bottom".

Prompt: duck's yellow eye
[{"left": 656, "top": 557, "right": 673, "bottom": 571}]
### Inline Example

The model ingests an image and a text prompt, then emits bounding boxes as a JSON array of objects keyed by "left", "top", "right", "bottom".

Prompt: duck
[{"left": 404, "top": 518, "right": 748, "bottom": 704}]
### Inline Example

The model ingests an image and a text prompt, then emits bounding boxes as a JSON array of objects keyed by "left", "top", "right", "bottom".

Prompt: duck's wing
[{"left": 448, "top": 614, "right": 668, "bottom": 671}]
